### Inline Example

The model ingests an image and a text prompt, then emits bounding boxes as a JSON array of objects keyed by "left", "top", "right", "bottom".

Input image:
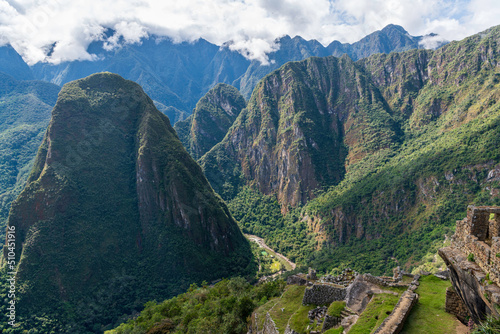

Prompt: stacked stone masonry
[
  {"left": 302, "top": 283, "right": 347, "bottom": 306},
  {"left": 445, "top": 286, "right": 470, "bottom": 323},
  {"left": 452, "top": 206, "right": 500, "bottom": 286},
  {"left": 372, "top": 290, "right": 419, "bottom": 334}
]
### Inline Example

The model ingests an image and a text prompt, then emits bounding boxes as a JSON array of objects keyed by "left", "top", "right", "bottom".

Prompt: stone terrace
[{"left": 451, "top": 205, "right": 500, "bottom": 286}]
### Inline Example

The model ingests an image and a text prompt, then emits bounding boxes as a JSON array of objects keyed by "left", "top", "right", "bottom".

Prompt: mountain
[
  {"left": 31, "top": 37, "right": 241, "bottom": 123},
  {"left": 174, "top": 83, "right": 246, "bottom": 160},
  {"left": 0, "top": 73, "right": 60, "bottom": 242},
  {"left": 0, "top": 45, "right": 34, "bottom": 80},
  {"left": 198, "top": 25, "right": 500, "bottom": 275},
  {"left": 1, "top": 73, "right": 253, "bottom": 332},
  {"left": 327, "top": 24, "right": 431, "bottom": 61},
  {"left": 201, "top": 54, "right": 400, "bottom": 207},
  {"left": 236, "top": 24, "right": 433, "bottom": 99},
  {"left": 19, "top": 25, "right": 434, "bottom": 123}
]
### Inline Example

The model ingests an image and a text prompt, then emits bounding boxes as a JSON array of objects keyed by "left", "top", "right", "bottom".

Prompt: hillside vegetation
[{"left": 198, "top": 25, "right": 500, "bottom": 275}]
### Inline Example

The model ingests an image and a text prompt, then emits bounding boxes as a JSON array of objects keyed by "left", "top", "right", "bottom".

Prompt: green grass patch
[
  {"left": 348, "top": 293, "right": 401, "bottom": 334},
  {"left": 324, "top": 327, "right": 344, "bottom": 334},
  {"left": 401, "top": 275, "right": 457, "bottom": 333},
  {"left": 327, "top": 301, "right": 346, "bottom": 318},
  {"left": 268, "top": 285, "right": 306, "bottom": 333},
  {"left": 289, "top": 304, "right": 317, "bottom": 333}
]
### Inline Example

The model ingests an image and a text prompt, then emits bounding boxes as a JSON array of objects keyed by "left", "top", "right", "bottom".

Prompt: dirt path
[
  {"left": 455, "top": 319, "right": 468, "bottom": 334},
  {"left": 245, "top": 234, "right": 296, "bottom": 270}
]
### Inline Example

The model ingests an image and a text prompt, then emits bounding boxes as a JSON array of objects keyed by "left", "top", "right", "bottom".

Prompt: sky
[{"left": 1, "top": 0, "right": 500, "bottom": 65}]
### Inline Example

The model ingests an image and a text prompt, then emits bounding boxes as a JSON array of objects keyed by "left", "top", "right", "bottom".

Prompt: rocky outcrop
[
  {"left": 261, "top": 313, "right": 279, "bottom": 334},
  {"left": 201, "top": 55, "right": 400, "bottom": 210},
  {"left": 439, "top": 246, "right": 500, "bottom": 322},
  {"left": 287, "top": 275, "right": 308, "bottom": 286},
  {"left": 439, "top": 205, "right": 500, "bottom": 323}
]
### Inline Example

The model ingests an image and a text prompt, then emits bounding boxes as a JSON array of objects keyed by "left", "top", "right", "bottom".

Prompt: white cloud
[{"left": 0, "top": 0, "right": 500, "bottom": 65}]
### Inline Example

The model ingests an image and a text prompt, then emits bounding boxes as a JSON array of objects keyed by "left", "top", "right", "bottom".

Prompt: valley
[
  {"left": 0, "top": 18, "right": 499, "bottom": 334},
  {"left": 246, "top": 234, "right": 296, "bottom": 271}
]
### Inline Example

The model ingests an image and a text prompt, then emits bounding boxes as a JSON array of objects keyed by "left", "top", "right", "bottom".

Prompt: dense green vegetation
[
  {"left": 402, "top": 275, "right": 457, "bottom": 333},
  {"left": 229, "top": 187, "right": 313, "bottom": 264},
  {"left": 209, "top": 25, "right": 500, "bottom": 277},
  {"left": 3, "top": 73, "right": 254, "bottom": 333},
  {"left": 473, "top": 316, "right": 500, "bottom": 333},
  {"left": 0, "top": 73, "right": 59, "bottom": 244},
  {"left": 106, "top": 277, "right": 285, "bottom": 334},
  {"left": 174, "top": 83, "right": 246, "bottom": 160}
]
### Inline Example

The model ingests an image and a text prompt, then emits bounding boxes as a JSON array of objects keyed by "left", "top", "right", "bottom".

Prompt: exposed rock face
[
  {"left": 174, "top": 83, "right": 246, "bottom": 160},
  {"left": 439, "top": 205, "right": 500, "bottom": 323},
  {"left": 1, "top": 73, "right": 252, "bottom": 330},
  {"left": 439, "top": 247, "right": 500, "bottom": 322},
  {"left": 202, "top": 55, "right": 399, "bottom": 210}
]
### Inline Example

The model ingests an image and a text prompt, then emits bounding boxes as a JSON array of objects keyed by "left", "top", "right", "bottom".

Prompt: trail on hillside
[{"left": 245, "top": 234, "right": 296, "bottom": 270}]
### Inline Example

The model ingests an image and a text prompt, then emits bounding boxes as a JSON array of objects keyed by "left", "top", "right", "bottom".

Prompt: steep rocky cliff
[
  {"left": 301, "top": 25, "right": 500, "bottom": 272},
  {"left": 174, "top": 83, "right": 246, "bottom": 160},
  {"left": 204, "top": 25, "right": 500, "bottom": 274},
  {"left": 201, "top": 55, "right": 400, "bottom": 209},
  {"left": 2, "top": 73, "right": 253, "bottom": 331}
]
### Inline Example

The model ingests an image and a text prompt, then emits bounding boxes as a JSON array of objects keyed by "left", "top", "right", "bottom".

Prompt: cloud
[{"left": 1, "top": 0, "right": 500, "bottom": 65}]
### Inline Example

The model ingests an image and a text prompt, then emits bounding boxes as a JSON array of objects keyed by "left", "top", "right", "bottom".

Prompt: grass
[
  {"left": 327, "top": 301, "right": 346, "bottom": 317},
  {"left": 268, "top": 285, "right": 307, "bottom": 333},
  {"left": 348, "top": 293, "right": 401, "bottom": 334},
  {"left": 323, "top": 327, "right": 344, "bottom": 334},
  {"left": 254, "top": 298, "right": 280, "bottom": 331},
  {"left": 289, "top": 304, "right": 319, "bottom": 333},
  {"left": 401, "top": 275, "right": 457, "bottom": 333}
]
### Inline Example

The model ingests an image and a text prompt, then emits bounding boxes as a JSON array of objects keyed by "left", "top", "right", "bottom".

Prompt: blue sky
[{"left": 1, "top": 0, "right": 499, "bottom": 64}]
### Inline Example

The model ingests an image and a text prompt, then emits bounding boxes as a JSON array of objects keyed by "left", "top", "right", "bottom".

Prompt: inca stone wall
[
  {"left": 286, "top": 275, "right": 308, "bottom": 286},
  {"left": 302, "top": 283, "right": 346, "bottom": 305},
  {"left": 445, "top": 286, "right": 470, "bottom": 323},
  {"left": 372, "top": 290, "right": 419, "bottom": 334},
  {"left": 452, "top": 206, "right": 500, "bottom": 286}
]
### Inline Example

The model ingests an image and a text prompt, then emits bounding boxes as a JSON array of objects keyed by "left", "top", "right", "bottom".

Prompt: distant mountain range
[{"left": 0, "top": 25, "right": 442, "bottom": 123}]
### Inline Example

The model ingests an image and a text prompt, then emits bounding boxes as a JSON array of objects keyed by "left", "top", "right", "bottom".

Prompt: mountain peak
[
  {"left": 5, "top": 72, "right": 253, "bottom": 330},
  {"left": 381, "top": 24, "right": 409, "bottom": 35}
]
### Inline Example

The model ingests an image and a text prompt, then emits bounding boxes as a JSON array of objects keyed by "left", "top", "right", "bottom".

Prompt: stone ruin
[
  {"left": 280, "top": 268, "right": 420, "bottom": 334},
  {"left": 319, "top": 268, "right": 358, "bottom": 287},
  {"left": 439, "top": 205, "right": 500, "bottom": 323},
  {"left": 451, "top": 206, "right": 500, "bottom": 285}
]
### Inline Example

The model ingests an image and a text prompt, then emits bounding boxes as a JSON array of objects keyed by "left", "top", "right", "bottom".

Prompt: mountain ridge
[{"left": 2, "top": 25, "right": 440, "bottom": 123}]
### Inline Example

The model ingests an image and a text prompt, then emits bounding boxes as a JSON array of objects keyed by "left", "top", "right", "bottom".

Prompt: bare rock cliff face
[{"left": 201, "top": 55, "right": 399, "bottom": 210}]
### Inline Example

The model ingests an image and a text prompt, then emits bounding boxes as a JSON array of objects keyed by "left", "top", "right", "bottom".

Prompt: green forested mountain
[
  {"left": 201, "top": 54, "right": 400, "bottom": 207},
  {"left": 174, "top": 83, "right": 246, "bottom": 160},
  {"left": 1, "top": 73, "right": 253, "bottom": 333},
  {"left": 0, "top": 73, "right": 60, "bottom": 242},
  {"left": 198, "top": 25, "right": 500, "bottom": 275}
]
